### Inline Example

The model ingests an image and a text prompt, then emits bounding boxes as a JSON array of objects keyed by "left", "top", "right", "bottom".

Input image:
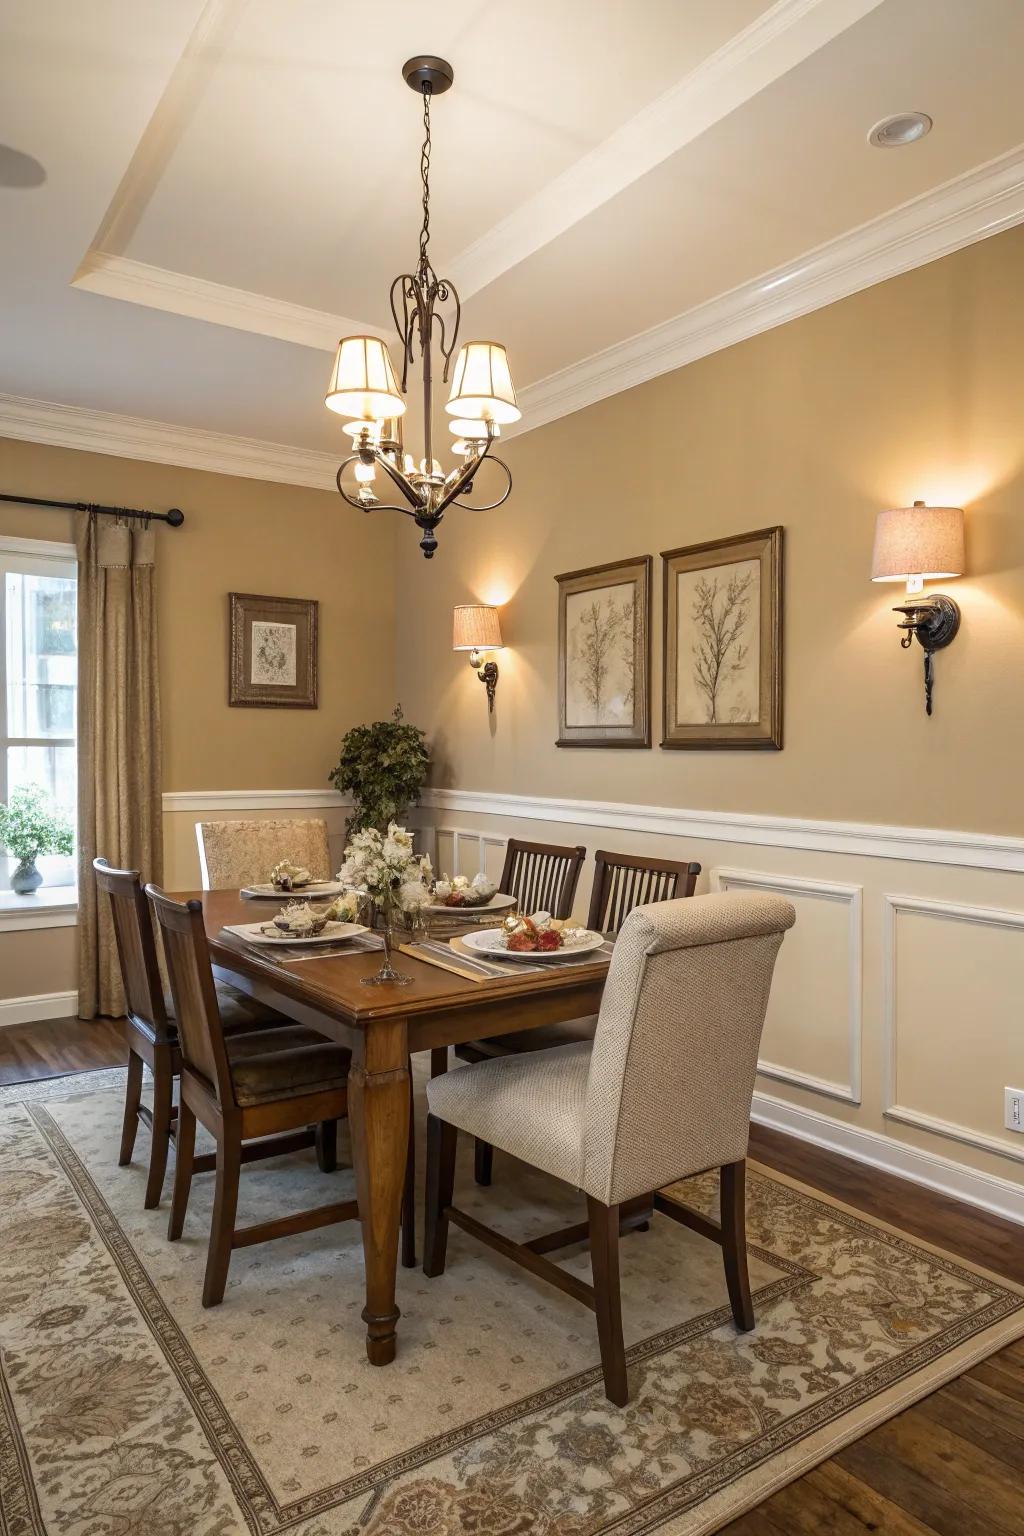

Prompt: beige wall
[
  {"left": 0, "top": 439, "right": 397, "bottom": 1001},
  {"left": 395, "top": 224, "right": 1024, "bottom": 836}
]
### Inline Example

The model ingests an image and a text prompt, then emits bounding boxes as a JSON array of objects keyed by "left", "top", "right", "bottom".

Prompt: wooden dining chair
[
  {"left": 147, "top": 885, "right": 359, "bottom": 1307},
  {"left": 95, "top": 857, "right": 298, "bottom": 1209},
  {"left": 424, "top": 891, "right": 796, "bottom": 1404},
  {"left": 455, "top": 849, "right": 701, "bottom": 1186},
  {"left": 195, "top": 817, "right": 332, "bottom": 890},
  {"left": 497, "top": 838, "right": 587, "bottom": 920}
]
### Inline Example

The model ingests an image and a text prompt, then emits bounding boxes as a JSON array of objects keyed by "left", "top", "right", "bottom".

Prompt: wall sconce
[
  {"left": 453, "top": 604, "right": 503, "bottom": 712},
  {"left": 871, "top": 500, "right": 965, "bottom": 715}
]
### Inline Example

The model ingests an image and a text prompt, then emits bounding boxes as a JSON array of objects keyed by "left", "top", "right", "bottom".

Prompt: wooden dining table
[{"left": 189, "top": 891, "right": 611, "bottom": 1366}]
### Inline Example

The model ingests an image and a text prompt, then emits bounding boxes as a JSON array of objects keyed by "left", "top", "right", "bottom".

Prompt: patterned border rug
[{"left": 2, "top": 1067, "right": 1022, "bottom": 1536}]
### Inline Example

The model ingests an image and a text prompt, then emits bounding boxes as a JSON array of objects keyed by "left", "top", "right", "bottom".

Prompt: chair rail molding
[
  {"left": 882, "top": 893, "right": 1024, "bottom": 1166},
  {"left": 163, "top": 789, "right": 349, "bottom": 814},
  {"left": 418, "top": 788, "right": 1024, "bottom": 875},
  {"left": 712, "top": 867, "right": 862, "bottom": 1105}
]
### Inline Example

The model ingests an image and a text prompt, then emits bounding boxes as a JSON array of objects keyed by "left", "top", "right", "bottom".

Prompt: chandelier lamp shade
[{"left": 326, "top": 56, "right": 519, "bottom": 558}]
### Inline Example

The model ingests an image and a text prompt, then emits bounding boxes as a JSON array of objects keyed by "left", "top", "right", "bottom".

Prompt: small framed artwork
[
  {"left": 555, "top": 555, "right": 651, "bottom": 748},
  {"left": 662, "top": 527, "right": 782, "bottom": 750},
  {"left": 229, "top": 592, "right": 318, "bottom": 709}
]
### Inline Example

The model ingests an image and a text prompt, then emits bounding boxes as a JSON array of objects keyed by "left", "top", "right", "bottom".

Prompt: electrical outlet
[{"left": 1005, "top": 1088, "right": 1024, "bottom": 1133}]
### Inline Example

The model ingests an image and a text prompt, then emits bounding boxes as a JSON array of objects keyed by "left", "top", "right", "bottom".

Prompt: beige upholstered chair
[
  {"left": 424, "top": 891, "right": 796, "bottom": 1404},
  {"left": 195, "top": 817, "right": 332, "bottom": 890}
]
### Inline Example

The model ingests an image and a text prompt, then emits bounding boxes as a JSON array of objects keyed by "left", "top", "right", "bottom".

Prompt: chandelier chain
[{"left": 418, "top": 86, "right": 432, "bottom": 280}]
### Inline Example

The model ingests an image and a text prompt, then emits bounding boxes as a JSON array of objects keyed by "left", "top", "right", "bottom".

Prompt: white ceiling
[{"left": 2, "top": 0, "right": 1024, "bottom": 477}]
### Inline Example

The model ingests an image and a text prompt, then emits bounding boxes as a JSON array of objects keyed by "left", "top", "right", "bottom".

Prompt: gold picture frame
[
  {"left": 555, "top": 555, "right": 651, "bottom": 748},
  {"left": 229, "top": 592, "right": 319, "bottom": 709},
  {"left": 661, "top": 527, "right": 782, "bottom": 750}
]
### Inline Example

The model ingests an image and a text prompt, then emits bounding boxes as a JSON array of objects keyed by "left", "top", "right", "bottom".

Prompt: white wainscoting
[
  {"left": 0, "top": 990, "right": 79, "bottom": 1029},
  {"left": 883, "top": 893, "right": 1024, "bottom": 1167},
  {"left": 712, "top": 867, "right": 862, "bottom": 1105},
  {"left": 153, "top": 784, "right": 1024, "bottom": 1223}
]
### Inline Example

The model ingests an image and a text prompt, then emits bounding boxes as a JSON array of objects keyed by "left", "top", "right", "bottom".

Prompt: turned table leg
[{"left": 348, "top": 1017, "right": 411, "bottom": 1365}]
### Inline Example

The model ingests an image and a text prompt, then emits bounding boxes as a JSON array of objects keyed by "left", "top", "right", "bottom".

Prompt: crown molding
[
  {"left": 0, "top": 393, "right": 339, "bottom": 491},
  {"left": 511, "top": 143, "right": 1024, "bottom": 437},
  {"left": 72, "top": 252, "right": 384, "bottom": 353},
  {"left": 446, "top": 0, "right": 885, "bottom": 299}
]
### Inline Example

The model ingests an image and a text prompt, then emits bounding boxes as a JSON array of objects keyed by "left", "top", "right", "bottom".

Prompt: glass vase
[{"left": 361, "top": 895, "right": 413, "bottom": 987}]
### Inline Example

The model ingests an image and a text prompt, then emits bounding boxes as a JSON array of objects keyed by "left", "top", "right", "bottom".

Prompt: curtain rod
[{"left": 0, "top": 492, "right": 185, "bottom": 527}]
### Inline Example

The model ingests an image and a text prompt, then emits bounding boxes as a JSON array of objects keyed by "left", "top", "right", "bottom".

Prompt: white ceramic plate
[
  {"left": 230, "top": 921, "right": 369, "bottom": 946},
  {"left": 460, "top": 927, "right": 606, "bottom": 961},
  {"left": 424, "top": 892, "right": 517, "bottom": 918},
  {"left": 241, "top": 880, "right": 346, "bottom": 900}
]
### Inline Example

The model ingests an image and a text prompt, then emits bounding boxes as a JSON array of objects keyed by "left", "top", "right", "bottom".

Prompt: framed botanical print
[
  {"left": 662, "top": 527, "right": 782, "bottom": 750},
  {"left": 229, "top": 592, "right": 318, "bottom": 709},
  {"left": 555, "top": 555, "right": 651, "bottom": 748}
]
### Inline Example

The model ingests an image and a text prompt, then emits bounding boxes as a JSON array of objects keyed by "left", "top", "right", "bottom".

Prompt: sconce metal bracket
[
  {"left": 476, "top": 660, "right": 499, "bottom": 713},
  {"left": 892, "top": 593, "right": 960, "bottom": 716}
]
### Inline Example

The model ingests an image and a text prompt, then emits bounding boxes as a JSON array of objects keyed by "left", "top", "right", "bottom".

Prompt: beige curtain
[{"left": 76, "top": 513, "right": 163, "bottom": 1018}]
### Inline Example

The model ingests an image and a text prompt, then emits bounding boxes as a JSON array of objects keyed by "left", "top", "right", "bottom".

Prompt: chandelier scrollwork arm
[{"left": 450, "top": 454, "right": 513, "bottom": 512}]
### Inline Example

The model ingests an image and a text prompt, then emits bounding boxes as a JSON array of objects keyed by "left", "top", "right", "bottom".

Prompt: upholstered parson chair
[{"left": 424, "top": 891, "right": 795, "bottom": 1404}]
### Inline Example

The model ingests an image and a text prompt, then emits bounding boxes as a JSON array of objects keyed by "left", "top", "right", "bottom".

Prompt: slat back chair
[
  {"left": 95, "top": 856, "right": 291, "bottom": 1210},
  {"left": 146, "top": 886, "right": 358, "bottom": 1307},
  {"left": 499, "top": 838, "right": 587, "bottom": 919},
  {"left": 95, "top": 857, "right": 177, "bottom": 1208},
  {"left": 424, "top": 891, "right": 796, "bottom": 1404},
  {"left": 196, "top": 817, "right": 332, "bottom": 890},
  {"left": 587, "top": 850, "right": 701, "bottom": 933}
]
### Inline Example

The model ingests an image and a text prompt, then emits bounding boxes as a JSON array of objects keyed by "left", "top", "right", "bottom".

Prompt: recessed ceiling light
[{"left": 868, "top": 112, "right": 932, "bottom": 148}]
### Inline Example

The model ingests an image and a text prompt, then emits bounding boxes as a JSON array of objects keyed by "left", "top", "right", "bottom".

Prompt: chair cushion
[
  {"left": 129, "top": 981, "right": 294, "bottom": 1047},
  {"left": 456, "top": 1015, "right": 597, "bottom": 1062},
  {"left": 229, "top": 1033, "right": 351, "bottom": 1107},
  {"left": 427, "top": 1042, "right": 592, "bottom": 1189}
]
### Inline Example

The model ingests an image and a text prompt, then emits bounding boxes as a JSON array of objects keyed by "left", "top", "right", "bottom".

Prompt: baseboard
[
  {"left": 753, "top": 1090, "right": 1024, "bottom": 1227},
  {"left": 0, "top": 990, "right": 79, "bottom": 1028}
]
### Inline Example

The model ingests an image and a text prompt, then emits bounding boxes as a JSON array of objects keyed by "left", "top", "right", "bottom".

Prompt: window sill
[{"left": 0, "top": 886, "right": 78, "bottom": 931}]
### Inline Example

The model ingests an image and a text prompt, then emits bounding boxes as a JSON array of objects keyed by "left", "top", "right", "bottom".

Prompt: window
[{"left": 0, "top": 537, "right": 77, "bottom": 893}]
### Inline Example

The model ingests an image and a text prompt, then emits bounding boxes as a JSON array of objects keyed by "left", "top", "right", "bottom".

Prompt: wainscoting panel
[
  {"left": 150, "top": 786, "right": 1024, "bottom": 1222},
  {"left": 883, "top": 894, "right": 1024, "bottom": 1164},
  {"left": 713, "top": 868, "right": 862, "bottom": 1104}
]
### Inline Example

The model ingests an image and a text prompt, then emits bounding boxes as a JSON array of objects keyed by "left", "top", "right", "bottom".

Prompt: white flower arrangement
[{"left": 336, "top": 822, "right": 428, "bottom": 916}]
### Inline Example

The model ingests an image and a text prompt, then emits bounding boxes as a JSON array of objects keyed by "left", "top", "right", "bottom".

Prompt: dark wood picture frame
[
  {"left": 661, "top": 527, "right": 782, "bottom": 751},
  {"left": 228, "top": 592, "right": 319, "bottom": 709},
  {"left": 555, "top": 555, "right": 651, "bottom": 749}
]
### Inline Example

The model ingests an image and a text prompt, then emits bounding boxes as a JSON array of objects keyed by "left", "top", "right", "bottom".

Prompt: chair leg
[
  {"left": 168, "top": 1101, "right": 196, "bottom": 1241},
  {"left": 720, "top": 1160, "right": 755, "bottom": 1332},
  {"left": 119, "top": 1048, "right": 143, "bottom": 1166},
  {"left": 315, "top": 1119, "right": 338, "bottom": 1173},
  {"left": 202, "top": 1134, "right": 241, "bottom": 1308},
  {"left": 401, "top": 1075, "right": 417, "bottom": 1269},
  {"left": 587, "top": 1196, "right": 628, "bottom": 1407},
  {"left": 474, "top": 1137, "right": 493, "bottom": 1187},
  {"left": 144, "top": 1051, "right": 174, "bottom": 1209},
  {"left": 423, "top": 1114, "right": 457, "bottom": 1278}
]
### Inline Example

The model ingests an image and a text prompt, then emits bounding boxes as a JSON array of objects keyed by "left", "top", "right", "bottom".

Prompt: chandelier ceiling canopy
[{"left": 326, "top": 56, "right": 519, "bottom": 559}]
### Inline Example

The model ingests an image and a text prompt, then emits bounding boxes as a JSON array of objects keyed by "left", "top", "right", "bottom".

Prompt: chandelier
[{"left": 326, "top": 56, "right": 520, "bottom": 559}]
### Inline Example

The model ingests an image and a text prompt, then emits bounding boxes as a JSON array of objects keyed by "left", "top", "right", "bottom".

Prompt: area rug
[{"left": 2, "top": 1068, "right": 1023, "bottom": 1536}]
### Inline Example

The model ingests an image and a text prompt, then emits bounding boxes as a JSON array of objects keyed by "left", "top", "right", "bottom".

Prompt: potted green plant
[
  {"left": 0, "top": 783, "right": 75, "bottom": 894},
  {"left": 329, "top": 706, "right": 429, "bottom": 833}
]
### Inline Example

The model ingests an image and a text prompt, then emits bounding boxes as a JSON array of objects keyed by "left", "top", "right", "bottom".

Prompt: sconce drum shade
[
  {"left": 325, "top": 336, "right": 406, "bottom": 420},
  {"left": 871, "top": 501, "right": 965, "bottom": 582},
  {"left": 446, "top": 342, "right": 521, "bottom": 424},
  {"left": 453, "top": 604, "right": 503, "bottom": 651}
]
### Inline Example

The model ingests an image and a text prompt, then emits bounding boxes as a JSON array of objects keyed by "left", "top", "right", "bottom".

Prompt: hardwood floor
[
  {"left": 0, "top": 1013, "right": 126, "bottom": 1084},
  {"left": 1, "top": 1021, "right": 1022, "bottom": 1532}
]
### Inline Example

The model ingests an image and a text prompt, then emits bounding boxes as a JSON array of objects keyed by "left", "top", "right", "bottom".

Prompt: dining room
[{"left": 3, "top": 4, "right": 1024, "bottom": 1534}]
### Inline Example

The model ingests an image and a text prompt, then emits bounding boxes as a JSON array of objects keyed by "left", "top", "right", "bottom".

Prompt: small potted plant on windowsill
[{"left": 0, "top": 784, "right": 74, "bottom": 894}]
